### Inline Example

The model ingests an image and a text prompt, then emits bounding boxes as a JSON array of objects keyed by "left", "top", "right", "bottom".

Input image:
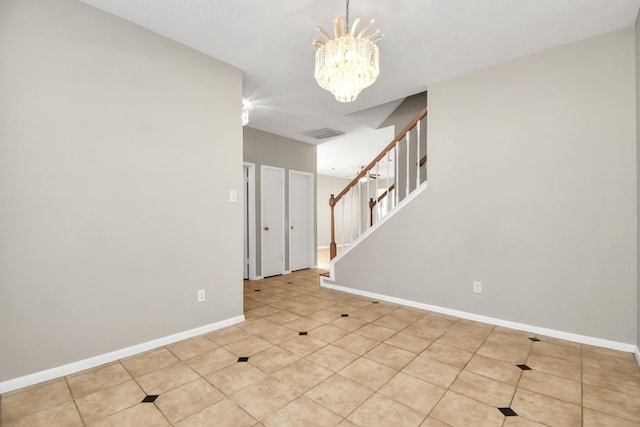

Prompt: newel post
[
  {"left": 329, "top": 194, "right": 337, "bottom": 260},
  {"left": 369, "top": 198, "right": 375, "bottom": 227}
]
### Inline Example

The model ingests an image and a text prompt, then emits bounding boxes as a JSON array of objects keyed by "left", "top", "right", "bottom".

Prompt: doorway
[{"left": 243, "top": 163, "right": 257, "bottom": 280}]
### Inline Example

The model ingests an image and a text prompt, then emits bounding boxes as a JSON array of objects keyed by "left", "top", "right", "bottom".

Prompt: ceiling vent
[{"left": 302, "top": 127, "right": 345, "bottom": 139}]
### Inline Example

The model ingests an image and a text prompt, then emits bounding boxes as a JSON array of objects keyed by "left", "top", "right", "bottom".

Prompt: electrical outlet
[
  {"left": 473, "top": 281, "right": 482, "bottom": 294},
  {"left": 197, "top": 289, "right": 206, "bottom": 303}
]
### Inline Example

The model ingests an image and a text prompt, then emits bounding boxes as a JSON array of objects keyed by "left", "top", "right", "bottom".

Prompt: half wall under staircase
[{"left": 326, "top": 107, "right": 428, "bottom": 272}]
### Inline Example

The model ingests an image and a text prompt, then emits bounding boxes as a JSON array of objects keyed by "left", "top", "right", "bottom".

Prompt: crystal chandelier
[{"left": 312, "top": 0, "right": 381, "bottom": 103}]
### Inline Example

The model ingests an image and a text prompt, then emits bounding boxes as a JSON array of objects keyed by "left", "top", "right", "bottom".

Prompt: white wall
[
  {"left": 334, "top": 28, "right": 637, "bottom": 344},
  {"left": 0, "top": 0, "right": 243, "bottom": 383}
]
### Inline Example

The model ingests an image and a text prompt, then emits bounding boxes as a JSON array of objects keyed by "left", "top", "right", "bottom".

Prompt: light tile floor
[{"left": 2, "top": 269, "right": 640, "bottom": 426}]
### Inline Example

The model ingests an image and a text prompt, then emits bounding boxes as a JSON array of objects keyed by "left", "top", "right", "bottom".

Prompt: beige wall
[
  {"left": 243, "top": 127, "right": 317, "bottom": 275},
  {"left": 636, "top": 10, "right": 640, "bottom": 347},
  {"left": 334, "top": 28, "right": 637, "bottom": 344},
  {"left": 381, "top": 92, "right": 428, "bottom": 133},
  {"left": 0, "top": 0, "right": 243, "bottom": 382}
]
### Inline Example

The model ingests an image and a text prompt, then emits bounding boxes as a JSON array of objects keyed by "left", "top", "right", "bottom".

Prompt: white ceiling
[{"left": 79, "top": 0, "right": 640, "bottom": 177}]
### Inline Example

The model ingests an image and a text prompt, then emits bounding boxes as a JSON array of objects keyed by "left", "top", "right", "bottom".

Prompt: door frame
[
  {"left": 260, "top": 165, "right": 285, "bottom": 277},
  {"left": 243, "top": 162, "right": 259, "bottom": 280},
  {"left": 288, "top": 170, "right": 315, "bottom": 271}
]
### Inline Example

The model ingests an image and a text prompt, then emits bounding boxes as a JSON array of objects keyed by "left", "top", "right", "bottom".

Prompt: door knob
[
  {"left": 264, "top": 226, "right": 269, "bottom": 231},
  {"left": 291, "top": 226, "right": 294, "bottom": 230}
]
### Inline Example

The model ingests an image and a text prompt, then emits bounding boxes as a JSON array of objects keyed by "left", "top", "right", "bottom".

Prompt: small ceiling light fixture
[
  {"left": 241, "top": 100, "right": 250, "bottom": 126},
  {"left": 312, "top": 0, "right": 381, "bottom": 103}
]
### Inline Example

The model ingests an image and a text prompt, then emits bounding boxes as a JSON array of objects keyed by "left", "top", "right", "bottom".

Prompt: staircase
[{"left": 328, "top": 107, "right": 428, "bottom": 261}]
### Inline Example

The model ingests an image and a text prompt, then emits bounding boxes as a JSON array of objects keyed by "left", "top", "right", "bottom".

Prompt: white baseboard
[
  {"left": 0, "top": 315, "right": 245, "bottom": 394},
  {"left": 321, "top": 278, "right": 637, "bottom": 355}
]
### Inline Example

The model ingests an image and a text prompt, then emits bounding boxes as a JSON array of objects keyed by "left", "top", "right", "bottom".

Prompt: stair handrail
[
  {"left": 368, "top": 154, "right": 427, "bottom": 225},
  {"left": 329, "top": 107, "right": 427, "bottom": 259}
]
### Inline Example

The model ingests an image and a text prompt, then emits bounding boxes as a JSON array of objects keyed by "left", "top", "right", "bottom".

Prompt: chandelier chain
[{"left": 345, "top": 0, "right": 350, "bottom": 32}]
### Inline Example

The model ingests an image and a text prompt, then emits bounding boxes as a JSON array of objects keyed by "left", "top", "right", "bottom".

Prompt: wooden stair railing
[
  {"left": 329, "top": 107, "right": 427, "bottom": 260},
  {"left": 369, "top": 183, "right": 395, "bottom": 226},
  {"left": 369, "top": 154, "right": 427, "bottom": 225}
]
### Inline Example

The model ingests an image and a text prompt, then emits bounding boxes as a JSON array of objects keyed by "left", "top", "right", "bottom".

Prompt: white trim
[
  {"left": 635, "top": 346, "right": 640, "bottom": 367},
  {"left": 260, "top": 165, "right": 285, "bottom": 277},
  {"left": 320, "top": 278, "right": 637, "bottom": 354},
  {"left": 243, "top": 163, "right": 258, "bottom": 280},
  {"left": 317, "top": 244, "right": 346, "bottom": 250},
  {"left": 289, "top": 170, "right": 315, "bottom": 272},
  {"left": 0, "top": 315, "right": 245, "bottom": 394}
]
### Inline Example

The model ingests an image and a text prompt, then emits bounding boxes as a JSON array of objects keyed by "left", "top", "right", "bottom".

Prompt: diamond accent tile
[
  {"left": 498, "top": 407, "right": 518, "bottom": 416},
  {"left": 3, "top": 269, "right": 636, "bottom": 427}
]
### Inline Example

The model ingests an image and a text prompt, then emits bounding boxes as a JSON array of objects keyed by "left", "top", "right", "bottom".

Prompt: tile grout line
[
  {"left": 411, "top": 331, "right": 450, "bottom": 425},
  {"left": 426, "top": 323, "right": 493, "bottom": 424},
  {"left": 253, "top": 274, "right": 547, "bottom": 424},
  {"left": 6, "top": 270, "right": 638, "bottom": 425},
  {"left": 580, "top": 339, "right": 584, "bottom": 426},
  {"left": 63, "top": 375, "right": 87, "bottom": 427}
]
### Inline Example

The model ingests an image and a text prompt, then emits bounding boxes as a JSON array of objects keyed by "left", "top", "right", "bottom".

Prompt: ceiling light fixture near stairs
[
  {"left": 242, "top": 99, "right": 251, "bottom": 126},
  {"left": 312, "top": 0, "right": 381, "bottom": 103}
]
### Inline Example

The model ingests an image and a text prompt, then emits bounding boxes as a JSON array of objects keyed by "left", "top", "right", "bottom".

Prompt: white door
[
  {"left": 261, "top": 166, "right": 285, "bottom": 277},
  {"left": 289, "top": 171, "right": 314, "bottom": 271}
]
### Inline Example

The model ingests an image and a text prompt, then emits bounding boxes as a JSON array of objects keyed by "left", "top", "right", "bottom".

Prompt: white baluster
[
  {"left": 366, "top": 167, "right": 370, "bottom": 226},
  {"left": 357, "top": 180, "right": 362, "bottom": 236},
  {"left": 416, "top": 122, "right": 421, "bottom": 188},
  {"left": 395, "top": 143, "right": 399, "bottom": 207},
  {"left": 406, "top": 133, "right": 410, "bottom": 198},
  {"left": 386, "top": 152, "right": 390, "bottom": 215},
  {"left": 349, "top": 187, "right": 354, "bottom": 245},
  {"left": 375, "top": 161, "right": 380, "bottom": 222},
  {"left": 341, "top": 197, "right": 345, "bottom": 252}
]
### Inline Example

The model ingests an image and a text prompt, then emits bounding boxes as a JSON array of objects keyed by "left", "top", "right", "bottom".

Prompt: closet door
[{"left": 261, "top": 165, "right": 285, "bottom": 277}]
